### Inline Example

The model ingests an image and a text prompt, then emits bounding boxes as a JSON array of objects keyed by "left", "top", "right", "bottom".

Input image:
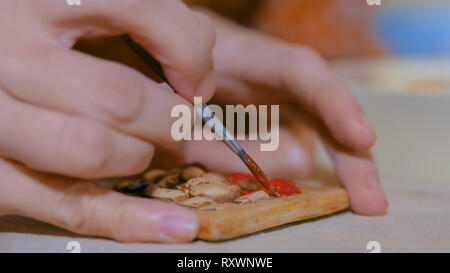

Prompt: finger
[
  {"left": 294, "top": 105, "right": 387, "bottom": 215},
  {"left": 0, "top": 45, "right": 192, "bottom": 146},
  {"left": 210, "top": 14, "right": 375, "bottom": 150},
  {"left": 325, "top": 143, "right": 388, "bottom": 216},
  {"left": 34, "top": 0, "right": 216, "bottom": 100},
  {"left": 0, "top": 91, "right": 153, "bottom": 179},
  {"left": 0, "top": 158, "right": 198, "bottom": 242},
  {"left": 213, "top": 76, "right": 295, "bottom": 106},
  {"left": 280, "top": 50, "right": 376, "bottom": 150},
  {"left": 180, "top": 127, "right": 315, "bottom": 179}
]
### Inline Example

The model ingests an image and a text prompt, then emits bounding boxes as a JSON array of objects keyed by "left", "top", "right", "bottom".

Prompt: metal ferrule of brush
[{"left": 196, "top": 104, "right": 247, "bottom": 161}]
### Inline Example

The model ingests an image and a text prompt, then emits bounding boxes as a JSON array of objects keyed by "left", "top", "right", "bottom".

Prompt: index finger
[
  {"left": 325, "top": 142, "right": 388, "bottom": 216},
  {"left": 210, "top": 14, "right": 374, "bottom": 150},
  {"left": 31, "top": 0, "right": 216, "bottom": 101},
  {"left": 287, "top": 106, "right": 387, "bottom": 215}
]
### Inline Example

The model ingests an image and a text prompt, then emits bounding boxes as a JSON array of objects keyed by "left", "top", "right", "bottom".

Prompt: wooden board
[{"left": 195, "top": 184, "right": 349, "bottom": 241}]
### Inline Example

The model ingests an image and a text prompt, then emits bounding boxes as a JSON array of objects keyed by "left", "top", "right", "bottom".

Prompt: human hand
[
  {"left": 0, "top": 158, "right": 198, "bottom": 242},
  {"left": 0, "top": 0, "right": 216, "bottom": 243},
  {"left": 0, "top": 0, "right": 215, "bottom": 179},
  {"left": 179, "top": 10, "right": 387, "bottom": 216}
]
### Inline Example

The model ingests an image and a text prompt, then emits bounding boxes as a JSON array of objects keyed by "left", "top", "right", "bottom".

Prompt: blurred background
[
  {"left": 2, "top": 0, "right": 449, "bottom": 253},
  {"left": 186, "top": 0, "right": 450, "bottom": 181}
]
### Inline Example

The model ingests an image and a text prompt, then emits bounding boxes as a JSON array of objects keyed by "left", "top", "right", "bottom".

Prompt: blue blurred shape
[{"left": 374, "top": 4, "right": 450, "bottom": 55}]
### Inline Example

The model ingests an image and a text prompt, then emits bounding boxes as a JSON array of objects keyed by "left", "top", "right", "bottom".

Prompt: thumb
[{"left": 0, "top": 158, "right": 198, "bottom": 243}]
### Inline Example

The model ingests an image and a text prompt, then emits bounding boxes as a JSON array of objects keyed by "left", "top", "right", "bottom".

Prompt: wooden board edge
[{"left": 197, "top": 187, "right": 350, "bottom": 241}]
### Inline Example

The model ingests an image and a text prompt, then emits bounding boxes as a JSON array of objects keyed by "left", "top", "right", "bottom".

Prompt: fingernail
[
  {"left": 375, "top": 190, "right": 388, "bottom": 206},
  {"left": 195, "top": 70, "right": 215, "bottom": 102},
  {"left": 356, "top": 116, "right": 376, "bottom": 147},
  {"left": 357, "top": 111, "right": 375, "bottom": 133},
  {"left": 160, "top": 216, "right": 198, "bottom": 242},
  {"left": 359, "top": 113, "right": 373, "bottom": 131},
  {"left": 368, "top": 175, "right": 388, "bottom": 208}
]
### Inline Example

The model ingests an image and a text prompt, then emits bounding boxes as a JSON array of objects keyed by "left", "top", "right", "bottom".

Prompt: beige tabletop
[
  {"left": 1, "top": 172, "right": 449, "bottom": 252},
  {"left": 1, "top": 59, "right": 449, "bottom": 252}
]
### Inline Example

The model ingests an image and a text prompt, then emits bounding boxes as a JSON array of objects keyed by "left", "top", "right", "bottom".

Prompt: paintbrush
[{"left": 120, "top": 34, "right": 273, "bottom": 195}]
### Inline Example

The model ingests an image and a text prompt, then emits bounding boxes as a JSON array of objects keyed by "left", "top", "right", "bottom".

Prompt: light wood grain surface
[{"left": 197, "top": 185, "right": 349, "bottom": 240}]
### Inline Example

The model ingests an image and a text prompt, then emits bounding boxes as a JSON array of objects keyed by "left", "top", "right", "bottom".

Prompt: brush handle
[
  {"left": 121, "top": 34, "right": 247, "bottom": 158},
  {"left": 198, "top": 104, "right": 246, "bottom": 158},
  {"left": 120, "top": 34, "right": 272, "bottom": 192}
]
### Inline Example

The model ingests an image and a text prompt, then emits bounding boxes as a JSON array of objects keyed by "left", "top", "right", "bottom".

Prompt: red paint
[
  {"left": 226, "top": 173, "right": 255, "bottom": 183},
  {"left": 226, "top": 172, "right": 300, "bottom": 196},
  {"left": 269, "top": 178, "right": 300, "bottom": 195}
]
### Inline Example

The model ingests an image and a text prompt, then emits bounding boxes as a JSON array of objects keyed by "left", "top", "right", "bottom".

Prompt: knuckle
[
  {"left": 280, "top": 45, "right": 331, "bottom": 109},
  {"left": 294, "top": 46, "right": 323, "bottom": 61},
  {"left": 58, "top": 119, "right": 112, "bottom": 176},
  {"left": 55, "top": 181, "right": 104, "bottom": 233},
  {"left": 283, "top": 46, "right": 324, "bottom": 74},
  {"left": 194, "top": 27, "right": 216, "bottom": 62},
  {"left": 175, "top": 22, "right": 215, "bottom": 75},
  {"left": 127, "top": 143, "right": 155, "bottom": 174},
  {"left": 196, "top": 15, "right": 217, "bottom": 52},
  {"left": 94, "top": 68, "right": 145, "bottom": 122}
]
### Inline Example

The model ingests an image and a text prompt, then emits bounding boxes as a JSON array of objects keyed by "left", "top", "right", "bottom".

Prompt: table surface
[{"left": 1, "top": 171, "right": 449, "bottom": 253}]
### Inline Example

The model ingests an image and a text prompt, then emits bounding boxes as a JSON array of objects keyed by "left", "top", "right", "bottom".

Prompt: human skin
[
  {"left": 0, "top": 1, "right": 387, "bottom": 243},
  {"left": 183, "top": 10, "right": 387, "bottom": 218}
]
